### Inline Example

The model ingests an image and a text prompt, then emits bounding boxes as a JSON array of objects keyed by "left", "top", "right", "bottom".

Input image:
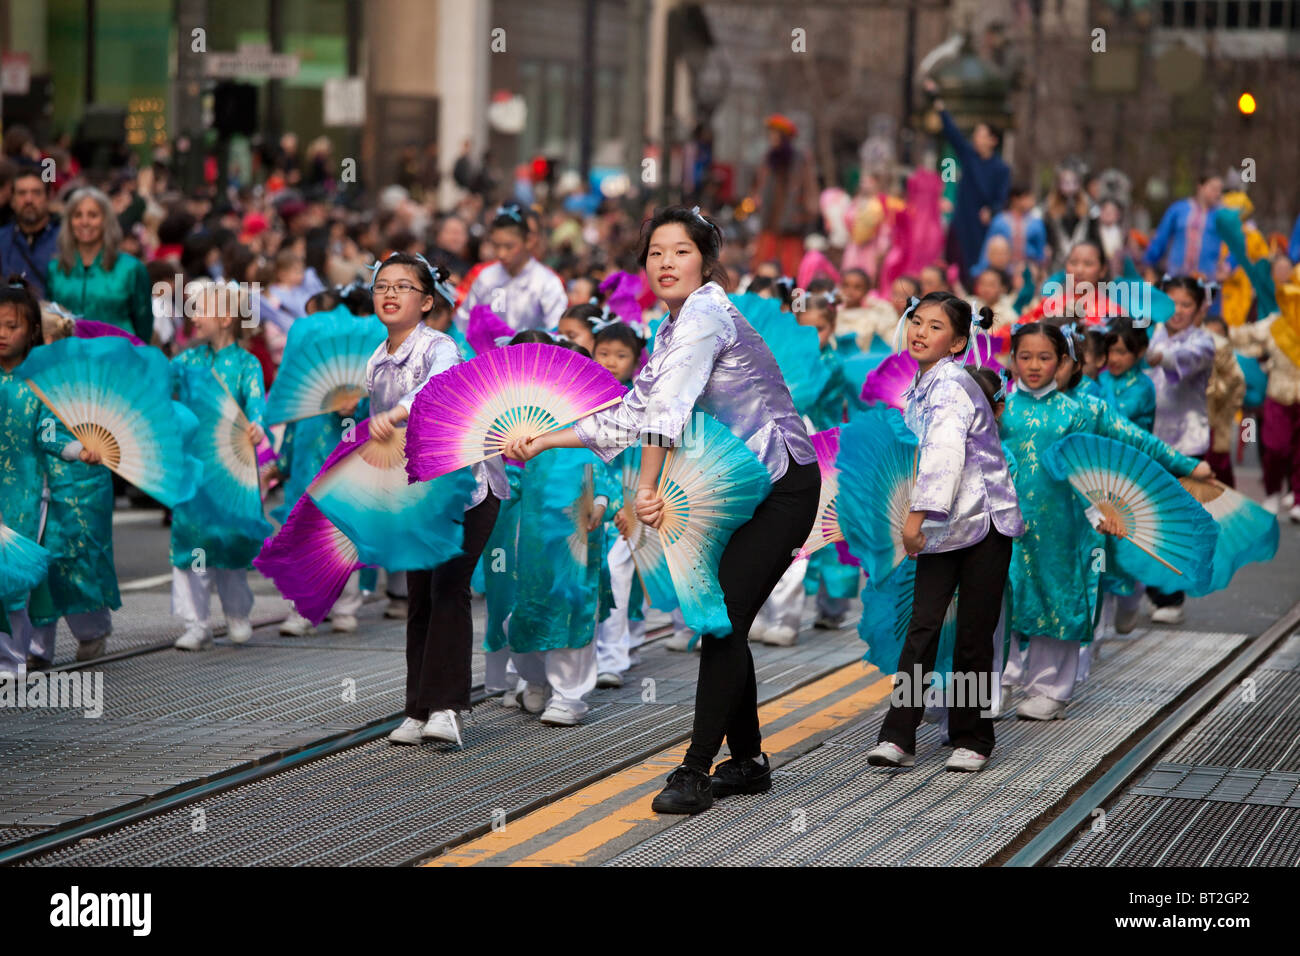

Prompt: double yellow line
[{"left": 426, "top": 661, "right": 894, "bottom": 867}]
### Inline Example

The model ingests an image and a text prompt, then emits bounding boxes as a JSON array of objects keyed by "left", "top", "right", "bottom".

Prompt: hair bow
[
  {"left": 690, "top": 205, "right": 722, "bottom": 242},
  {"left": 495, "top": 203, "right": 527, "bottom": 226},
  {"left": 591, "top": 304, "right": 619, "bottom": 334},
  {"left": 892, "top": 295, "right": 921, "bottom": 354},
  {"left": 1060, "top": 321, "right": 1079, "bottom": 363}
]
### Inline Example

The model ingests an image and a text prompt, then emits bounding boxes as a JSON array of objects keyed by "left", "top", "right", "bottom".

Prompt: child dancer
[
  {"left": 1203, "top": 315, "right": 1245, "bottom": 489},
  {"left": 556, "top": 302, "right": 604, "bottom": 354},
  {"left": 169, "top": 280, "right": 269, "bottom": 650},
  {"left": 1145, "top": 276, "right": 1217, "bottom": 623},
  {"left": 26, "top": 306, "right": 120, "bottom": 667},
  {"left": 366, "top": 252, "right": 506, "bottom": 747},
  {"left": 865, "top": 292, "right": 1023, "bottom": 772},
  {"left": 591, "top": 323, "right": 648, "bottom": 687},
  {"left": 834, "top": 268, "right": 898, "bottom": 351},
  {"left": 454, "top": 203, "right": 567, "bottom": 333},
  {"left": 504, "top": 335, "right": 614, "bottom": 726},
  {"left": 1099, "top": 319, "right": 1155, "bottom": 428}
]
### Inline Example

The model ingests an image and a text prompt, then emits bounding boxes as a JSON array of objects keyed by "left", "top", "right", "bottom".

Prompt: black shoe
[
  {"left": 25, "top": 655, "right": 52, "bottom": 671},
  {"left": 650, "top": 765, "right": 714, "bottom": 814},
  {"left": 710, "top": 753, "right": 772, "bottom": 798}
]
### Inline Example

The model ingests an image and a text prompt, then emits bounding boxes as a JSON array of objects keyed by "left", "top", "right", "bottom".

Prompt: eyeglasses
[{"left": 372, "top": 281, "right": 422, "bottom": 295}]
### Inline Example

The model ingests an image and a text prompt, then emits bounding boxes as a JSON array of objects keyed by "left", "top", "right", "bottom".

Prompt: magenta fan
[
  {"left": 860, "top": 352, "right": 917, "bottom": 411},
  {"left": 796, "top": 427, "right": 843, "bottom": 560},
  {"left": 405, "top": 342, "right": 626, "bottom": 481},
  {"left": 253, "top": 496, "right": 365, "bottom": 625}
]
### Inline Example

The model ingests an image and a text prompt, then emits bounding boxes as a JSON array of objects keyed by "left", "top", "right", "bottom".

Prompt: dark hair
[
  {"left": 594, "top": 322, "right": 644, "bottom": 357},
  {"left": 553, "top": 338, "right": 591, "bottom": 359},
  {"left": 340, "top": 283, "right": 374, "bottom": 316},
  {"left": 746, "top": 275, "right": 774, "bottom": 296},
  {"left": 491, "top": 202, "right": 530, "bottom": 239},
  {"left": 373, "top": 252, "right": 449, "bottom": 317},
  {"left": 1083, "top": 328, "right": 1107, "bottom": 362},
  {"left": 803, "top": 292, "right": 839, "bottom": 326},
  {"left": 508, "top": 330, "right": 556, "bottom": 347},
  {"left": 1103, "top": 317, "right": 1149, "bottom": 357},
  {"left": 974, "top": 121, "right": 1003, "bottom": 148},
  {"left": 1008, "top": 182, "right": 1032, "bottom": 201},
  {"left": 911, "top": 290, "right": 993, "bottom": 345},
  {"left": 561, "top": 302, "right": 603, "bottom": 328},
  {"left": 306, "top": 289, "right": 342, "bottom": 315},
  {"left": 806, "top": 277, "right": 836, "bottom": 295},
  {"left": 1197, "top": 171, "right": 1222, "bottom": 187},
  {"left": 635, "top": 205, "right": 730, "bottom": 291},
  {"left": 1011, "top": 320, "right": 1069, "bottom": 360},
  {"left": 771, "top": 276, "right": 796, "bottom": 309},
  {"left": 966, "top": 366, "right": 1004, "bottom": 407},
  {"left": 0, "top": 275, "right": 43, "bottom": 354},
  {"left": 158, "top": 211, "right": 196, "bottom": 247},
  {"left": 978, "top": 267, "right": 1011, "bottom": 291},
  {"left": 1067, "top": 238, "right": 1105, "bottom": 266},
  {"left": 11, "top": 166, "right": 49, "bottom": 194},
  {"left": 842, "top": 267, "right": 870, "bottom": 288},
  {"left": 1058, "top": 324, "right": 1085, "bottom": 389},
  {"left": 1161, "top": 274, "right": 1207, "bottom": 309},
  {"left": 896, "top": 275, "right": 922, "bottom": 298}
]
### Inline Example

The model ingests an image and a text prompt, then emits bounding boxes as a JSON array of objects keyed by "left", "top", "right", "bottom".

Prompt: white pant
[
  {"left": 171, "top": 567, "right": 254, "bottom": 630},
  {"left": 0, "top": 607, "right": 33, "bottom": 678},
  {"left": 484, "top": 648, "right": 513, "bottom": 694},
  {"left": 754, "top": 560, "right": 807, "bottom": 633},
  {"left": 596, "top": 537, "right": 646, "bottom": 676},
  {"left": 1003, "top": 632, "right": 1080, "bottom": 702},
  {"left": 28, "top": 608, "right": 113, "bottom": 662},
  {"left": 333, "top": 572, "right": 363, "bottom": 617},
  {"left": 510, "top": 643, "right": 597, "bottom": 718}
]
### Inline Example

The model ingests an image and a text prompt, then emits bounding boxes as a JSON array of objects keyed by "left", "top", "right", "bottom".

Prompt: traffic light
[{"left": 1237, "top": 92, "right": 1257, "bottom": 115}]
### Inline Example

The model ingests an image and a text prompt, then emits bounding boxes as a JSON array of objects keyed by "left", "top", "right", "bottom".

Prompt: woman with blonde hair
[{"left": 47, "top": 186, "right": 154, "bottom": 342}]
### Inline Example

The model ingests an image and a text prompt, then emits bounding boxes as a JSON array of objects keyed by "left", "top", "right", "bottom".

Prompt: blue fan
[
  {"left": 840, "top": 339, "right": 893, "bottom": 400},
  {"left": 263, "top": 310, "right": 386, "bottom": 424},
  {"left": 17, "top": 336, "right": 202, "bottom": 508},
  {"left": 539, "top": 455, "right": 602, "bottom": 606},
  {"left": 835, "top": 405, "right": 917, "bottom": 586},
  {"left": 0, "top": 521, "right": 53, "bottom": 601},
  {"left": 307, "top": 419, "right": 475, "bottom": 570},
  {"left": 730, "top": 292, "right": 831, "bottom": 414},
  {"left": 656, "top": 414, "right": 771, "bottom": 637},
  {"left": 1043, "top": 433, "right": 1217, "bottom": 594},
  {"left": 1236, "top": 354, "right": 1267, "bottom": 408},
  {"left": 617, "top": 446, "right": 677, "bottom": 611},
  {"left": 177, "top": 367, "right": 271, "bottom": 544},
  {"left": 858, "top": 562, "right": 957, "bottom": 679},
  {"left": 1180, "top": 478, "right": 1279, "bottom": 596}
]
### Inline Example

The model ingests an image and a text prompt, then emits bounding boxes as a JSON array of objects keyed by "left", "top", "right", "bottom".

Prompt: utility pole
[
  {"left": 623, "top": 0, "right": 647, "bottom": 203},
  {"left": 579, "top": 0, "right": 597, "bottom": 182},
  {"left": 174, "top": 0, "right": 208, "bottom": 194}
]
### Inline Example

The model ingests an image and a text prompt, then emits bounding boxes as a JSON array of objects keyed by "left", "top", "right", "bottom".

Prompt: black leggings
[
  {"left": 877, "top": 528, "right": 1013, "bottom": 757},
  {"left": 405, "top": 494, "right": 500, "bottom": 719},
  {"left": 682, "top": 456, "right": 821, "bottom": 773}
]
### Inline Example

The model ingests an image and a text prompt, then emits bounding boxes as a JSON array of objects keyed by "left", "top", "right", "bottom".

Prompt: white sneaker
[
  {"left": 174, "top": 625, "right": 213, "bottom": 651},
  {"left": 227, "top": 618, "right": 253, "bottom": 644},
  {"left": 388, "top": 716, "right": 425, "bottom": 745},
  {"left": 945, "top": 747, "right": 988, "bottom": 772},
  {"left": 1285, "top": 491, "right": 1296, "bottom": 509},
  {"left": 520, "top": 682, "right": 547, "bottom": 714},
  {"left": 331, "top": 614, "right": 358, "bottom": 633},
  {"left": 1017, "top": 694, "right": 1067, "bottom": 721},
  {"left": 595, "top": 672, "right": 623, "bottom": 688},
  {"left": 422, "top": 709, "right": 464, "bottom": 746},
  {"left": 540, "top": 702, "right": 581, "bottom": 726},
  {"left": 762, "top": 624, "right": 798, "bottom": 647},
  {"left": 665, "top": 630, "right": 697, "bottom": 652},
  {"left": 866, "top": 741, "right": 915, "bottom": 767},
  {"left": 1262, "top": 494, "right": 1280, "bottom": 515},
  {"left": 499, "top": 686, "right": 521, "bottom": 708},
  {"left": 279, "top": 611, "right": 312, "bottom": 636},
  {"left": 1150, "top": 605, "right": 1185, "bottom": 625},
  {"left": 748, "top": 621, "right": 770, "bottom": 643},
  {"left": 384, "top": 598, "right": 408, "bottom": 619},
  {"left": 1289, "top": 505, "right": 1300, "bottom": 525}
]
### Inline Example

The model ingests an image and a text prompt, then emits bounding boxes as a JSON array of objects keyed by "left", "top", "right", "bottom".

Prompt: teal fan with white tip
[{"left": 263, "top": 310, "right": 386, "bottom": 424}]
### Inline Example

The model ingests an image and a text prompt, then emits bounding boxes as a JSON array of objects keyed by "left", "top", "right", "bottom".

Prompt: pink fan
[
  {"left": 466, "top": 304, "right": 515, "bottom": 355},
  {"left": 599, "top": 271, "right": 644, "bottom": 327},
  {"left": 405, "top": 342, "right": 626, "bottom": 481},
  {"left": 860, "top": 352, "right": 917, "bottom": 411},
  {"left": 253, "top": 496, "right": 365, "bottom": 624},
  {"left": 795, "top": 427, "right": 843, "bottom": 560},
  {"left": 74, "top": 319, "right": 146, "bottom": 347}
]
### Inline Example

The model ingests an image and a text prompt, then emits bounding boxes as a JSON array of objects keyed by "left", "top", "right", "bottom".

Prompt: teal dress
[
  {"left": 1099, "top": 365, "right": 1156, "bottom": 432},
  {"left": 169, "top": 342, "right": 268, "bottom": 569},
  {"left": 474, "top": 464, "right": 523, "bottom": 654},
  {"left": 1074, "top": 375, "right": 1102, "bottom": 400},
  {"left": 29, "top": 416, "right": 119, "bottom": 625},
  {"left": 47, "top": 248, "right": 154, "bottom": 342},
  {"left": 506, "top": 448, "right": 615, "bottom": 653}
]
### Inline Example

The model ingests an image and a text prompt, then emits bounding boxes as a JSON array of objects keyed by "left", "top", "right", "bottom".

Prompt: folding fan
[
  {"left": 18, "top": 336, "right": 202, "bottom": 508},
  {"left": 541, "top": 457, "right": 598, "bottom": 605},
  {"left": 404, "top": 342, "right": 626, "bottom": 481},
  {"left": 73, "top": 318, "right": 146, "bottom": 346},
  {"left": 466, "top": 303, "right": 515, "bottom": 356},
  {"left": 835, "top": 405, "right": 918, "bottom": 586},
  {"left": 860, "top": 352, "right": 917, "bottom": 412},
  {"left": 796, "top": 427, "right": 844, "bottom": 560},
  {"left": 179, "top": 368, "right": 270, "bottom": 542},
  {"left": 617, "top": 447, "right": 677, "bottom": 611},
  {"left": 1179, "top": 477, "right": 1279, "bottom": 596},
  {"left": 0, "top": 520, "right": 53, "bottom": 601},
  {"left": 858, "top": 563, "right": 957, "bottom": 680},
  {"left": 308, "top": 419, "right": 476, "bottom": 570},
  {"left": 253, "top": 496, "right": 364, "bottom": 625},
  {"left": 262, "top": 311, "right": 386, "bottom": 424},
  {"left": 729, "top": 292, "right": 831, "bottom": 414},
  {"left": 1043, "top": 433, "right": 1217, "bottom": 594},
  {"left": 656, "top": 414, "right": 771, "bottom": 637}
]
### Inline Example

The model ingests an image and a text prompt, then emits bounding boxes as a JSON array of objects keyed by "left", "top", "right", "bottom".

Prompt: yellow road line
[{"left": 426, "top": 660, "right": 889, "bottom": 867}]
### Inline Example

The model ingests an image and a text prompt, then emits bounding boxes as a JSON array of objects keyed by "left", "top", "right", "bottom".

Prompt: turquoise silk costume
[
  {"left": 506, "top": 447, "right": 615, "bottom": 654},
  {"left": 1099, "top": 364, "right": 1157, "bottom": 433},
  {"left": 169, "top": 342, "right": 268, "bottom": 569}
]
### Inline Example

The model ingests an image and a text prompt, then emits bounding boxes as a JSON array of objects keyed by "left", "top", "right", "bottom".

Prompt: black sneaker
[
  {"left": 650, "top": 765, "right": 714, "bottom": 814},
  {"left": 25, "top": 655, "right": 51, "bottom": 671},
  {"left": 710, "top": 753, "right": 772, "bottom": 798}
]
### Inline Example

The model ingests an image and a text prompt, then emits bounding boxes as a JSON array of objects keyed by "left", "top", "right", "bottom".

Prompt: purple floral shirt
[
  {"left": 572, "top": 281, "right": 815, "bottom": 482},
  {"left": 366, "top": 323, "right": 508, "bottom": 505},
  {"left": 454, "top": 259, "right": 567, "bottom": 333},
  {"left": 904, "top": 357, "right": 1024, "bottom": 553},
  {"left": 1146, "top": 323, "right": 1215, "bottom": 456}
]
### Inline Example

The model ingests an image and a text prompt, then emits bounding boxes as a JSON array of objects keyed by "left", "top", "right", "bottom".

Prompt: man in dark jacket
[{"left": 0, "top": 167, "right": 60, "bottom": 298}]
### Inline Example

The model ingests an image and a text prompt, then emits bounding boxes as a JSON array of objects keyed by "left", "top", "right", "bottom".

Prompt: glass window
[
  {"left": 544, "top": 61, "right": 568, "bottom": 155},
  {"left": 519, "top": 60, "right": 543, "bottom": 160}
]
